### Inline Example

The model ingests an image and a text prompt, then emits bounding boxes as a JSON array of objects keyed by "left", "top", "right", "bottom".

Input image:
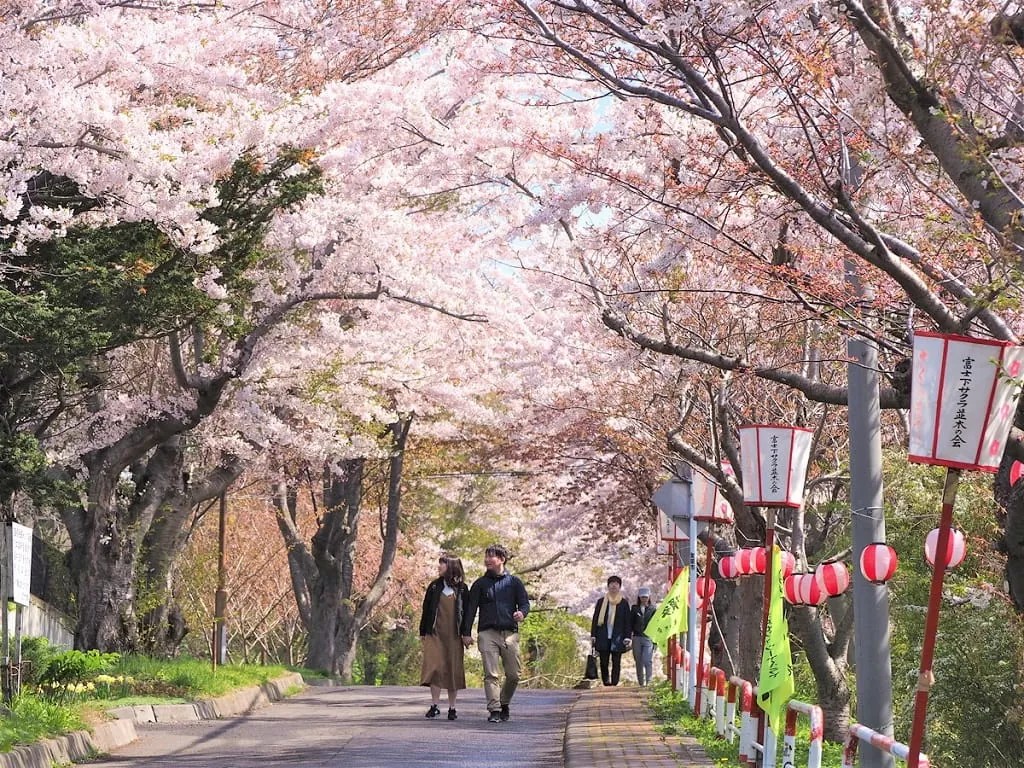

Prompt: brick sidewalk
[{"left": 564, "top": 686, "right": 716, "bottom": 768}]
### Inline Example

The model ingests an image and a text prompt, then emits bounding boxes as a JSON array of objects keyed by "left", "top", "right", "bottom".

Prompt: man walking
[{"left": 461, "top": 544, "right": 530, "bottom": 723}]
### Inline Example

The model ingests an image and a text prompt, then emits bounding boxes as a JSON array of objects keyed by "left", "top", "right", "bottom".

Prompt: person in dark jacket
[
  {"left": 630, "top": 586, "right": 657, "bottom": 686},
  {"left": 420, "top": 555, "right": 468, "bottom": 720},
  {"left": 590, "top": 575, "right": 632, "bottom": 686},
  {"left": 460, "top": 544, "right": 530, "bottom": 723}
]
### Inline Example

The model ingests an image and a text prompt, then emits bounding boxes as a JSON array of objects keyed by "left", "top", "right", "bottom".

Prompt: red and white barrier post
[
  {"left": 843, "top": 723, "right": 930, "bottom": 768},
  {"left": 725, "top": 676, "right": 756, "bottom": 768},
  {"left": 783, "top": 700, "right": 824, "bottom": 768}
]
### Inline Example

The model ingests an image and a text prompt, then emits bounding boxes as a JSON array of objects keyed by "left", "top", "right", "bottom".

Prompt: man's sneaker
[
  {"left": 426, "top": 704, "right": 440, "bottom": 719},
  {"left": 499, "top": 705, "right": 510, "bottom": 722},
  {"left": 447, "top": 708, "right": 457, "bottom": 721},
  {"left": 487, "top": 711, "right": 502, "bottom": 723}
]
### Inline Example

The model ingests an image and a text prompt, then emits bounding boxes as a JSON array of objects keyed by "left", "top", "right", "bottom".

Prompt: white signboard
[
  {"left": 908, "top": 332, "right": 1024, "bottom": 472},
  {"left": 657, "top": 508, "right": 688, "bottom": 542},
  {"left": 739, "top": 425, "right": 813, "bottom": 508},
  {"left": 4, "top": 523, "right": 32, "bottom": 606}
]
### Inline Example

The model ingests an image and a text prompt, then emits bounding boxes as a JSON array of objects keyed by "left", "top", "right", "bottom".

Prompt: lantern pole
[
  {"left": 687, "top": 503, "right": 698, "bottom": 709},
  {"left": 760, "top": 511, "right": 776, "bottom": 642},
  {"left": 756, "top": 510, "right": 776, "bottom": 753},
  {"left": 907, "top": 467, "right": 961, "bottom": 768},
  {"left": 667, "top": 540, "right": 676, "bottom": 690},
  {"left": 693, "top": 532, "right": 715, "bottom": 716}
]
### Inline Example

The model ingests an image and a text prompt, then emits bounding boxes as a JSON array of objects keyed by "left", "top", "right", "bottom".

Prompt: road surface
[{"left": 89, "top": 685, "right": 579, "bottom": 768}]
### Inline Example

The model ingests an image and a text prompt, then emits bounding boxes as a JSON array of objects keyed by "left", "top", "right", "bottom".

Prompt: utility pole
[{"left": 846, "top": 267, "right": 896, "bottom": 768}]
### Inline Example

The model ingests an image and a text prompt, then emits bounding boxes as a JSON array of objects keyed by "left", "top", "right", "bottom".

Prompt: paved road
[{"left": 89, "top": 685, "right": 578, "bottom": 768}]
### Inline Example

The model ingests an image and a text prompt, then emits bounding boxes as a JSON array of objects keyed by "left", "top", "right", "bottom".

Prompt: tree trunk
[
  {"left": 138, "top": 456, "right": 243, "bottom": 655},
  {"left": 995, "top": 453, "right": 1024, "bottom": 610},
  {"left": 65, "top": 468, "right": 141, "bottom": 651},
  {"left": 333, "top": 607, "right": 360, "bottom": 683},
  {"left": 791, "top": 605, "right": 851, "bottom": 742},
  {"left": 274, "top": 416, "right": 412, "bottom": 679}
]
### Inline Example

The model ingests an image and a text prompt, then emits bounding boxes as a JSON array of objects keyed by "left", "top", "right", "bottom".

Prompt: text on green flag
[
  {"left": 645, "top": 567, "right": 689, "bottom": 649},
  {"left": 758, "top": 545, "right": 794, "bottom": 733}
]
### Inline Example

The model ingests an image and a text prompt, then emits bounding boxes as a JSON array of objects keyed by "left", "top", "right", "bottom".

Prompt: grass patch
[
  {"left": 2, "top": 654, "right": 304, "bottom": 754},
  {"left": 0, "top": 694, "right": 86, "bottom": 752},
  {"left": 109, "top": 656, "right": 290, "bottom": 699},
  {"left": 647, "top": 683, "right": 845, "bottom": 768}
]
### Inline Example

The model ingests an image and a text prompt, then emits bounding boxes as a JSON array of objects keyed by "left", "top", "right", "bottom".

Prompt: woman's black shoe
[
  {"left": 426, "top": 704, "right": 440, "bottom": 718},
  {"left": 447, "top": 708, "right": 457, "bottom": 720}
]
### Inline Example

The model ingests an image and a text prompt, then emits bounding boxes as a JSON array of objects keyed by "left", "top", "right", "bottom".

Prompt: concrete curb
[{"left": 0, "top": 672, "right": 306, "bottom": 768}]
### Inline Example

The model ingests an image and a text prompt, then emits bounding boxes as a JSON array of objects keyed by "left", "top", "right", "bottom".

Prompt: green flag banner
[
  {"left": 758, "top": 545, "right": 795, "bottom": 733},
  {"left": 645, "top": 567, "right": 689, "bottom": 650}
]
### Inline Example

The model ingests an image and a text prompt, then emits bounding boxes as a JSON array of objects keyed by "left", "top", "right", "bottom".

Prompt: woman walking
[
  {"left": 590, "top": 575, "right": 632, "bottom": 686},
  {"left": 419, "top": 555, "right": 468, "bottom": 720}
]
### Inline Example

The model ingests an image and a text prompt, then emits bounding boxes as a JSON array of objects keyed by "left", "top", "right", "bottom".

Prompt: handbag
[{"left": 584, "top": 651, "right": 599, "bottom": 680}]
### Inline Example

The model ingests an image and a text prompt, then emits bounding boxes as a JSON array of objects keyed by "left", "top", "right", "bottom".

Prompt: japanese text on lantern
[
  {"left": 950, "top": 356, "right": 975, "bottom": 449},
  {"left": 768, "top": 435, "right": 781, "bottom": 493}
]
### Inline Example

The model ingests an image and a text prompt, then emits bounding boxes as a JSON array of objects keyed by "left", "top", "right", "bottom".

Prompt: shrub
[{"left": 38, "top": 650, "right": 119, "bottom": 704}]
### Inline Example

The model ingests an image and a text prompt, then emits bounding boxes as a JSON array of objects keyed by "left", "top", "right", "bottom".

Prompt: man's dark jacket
[{"left": 460, "top": 570, "right": 530, "bottom": 635}]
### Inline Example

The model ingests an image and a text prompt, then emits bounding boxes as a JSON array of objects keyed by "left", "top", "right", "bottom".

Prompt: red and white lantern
[
  {"left": 779, "top": 550, "right": 796, "bottom": 579},
  {"left": 815, "top": 561, "right": 851, "bottom": 597},
  {"left": 784, "top": 574, "right": 803, "bottom": 605},
  {"left": 735, "top": 548, "right": 755, "bottom": 575},
  {"left": 696, "top": 576, "right": 717, "bottom": 600},
  {"left": 908, "top": 332, "right": 1024, "bottom": 472},
  {"left": 739, "top": 425, "right": 814, "bottom": 507},
  {"left": 751, "top": 546, "right": 767, "bottom": 575},
  {"left": 718, "top": 555, "right": 739, "bottom": 580},
  {"left": 860, "top": 543, "right": 899, "bottom": 584},
  {"left": 798, "top": 573, "right": 824, "bottom": 606},
  {"left": 692, "top": 470, "right": 736, "bottom": 526},
  {"left": 924, "top": 528, "right": 967, "bottom": 570}
]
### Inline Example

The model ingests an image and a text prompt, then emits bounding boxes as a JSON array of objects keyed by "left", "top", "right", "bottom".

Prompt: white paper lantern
[
  {"left": 908, "top": 332, "right": 1024, "bottom": 472},
  {"left": 691, "top": 470, "right": 735, "bottom": 525},
  {"left": 738, "top": 425, "right": 814, "bottom": 507}
]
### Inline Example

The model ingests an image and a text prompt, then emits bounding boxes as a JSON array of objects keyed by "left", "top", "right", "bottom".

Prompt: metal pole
[
  {"left": 668, "top": 540, "right": 676, "bottom": 690},
  {"left": 213, "top": 490, "right": 228, "bottom": 671},
  {"left": 694, "top": 535, "right": 715, "bottom": 716},
  {"left": 907, "top": 468, "right": 961, "bottom": 768},
  {"left": 847, "top": 311, "right": 897, "bottom": 768},
  {"left": 688, "top": 511, "right": 698, "bottom": 709}
]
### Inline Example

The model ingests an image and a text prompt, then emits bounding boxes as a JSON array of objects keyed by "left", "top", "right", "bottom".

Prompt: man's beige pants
[{"left": 477, "top": 628, "right": 521, "bottom": 712}]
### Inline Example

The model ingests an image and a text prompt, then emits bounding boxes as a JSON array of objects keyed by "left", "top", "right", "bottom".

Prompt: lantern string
[{"left": 849, "top": 505, "right": 885, "bottom": 519}]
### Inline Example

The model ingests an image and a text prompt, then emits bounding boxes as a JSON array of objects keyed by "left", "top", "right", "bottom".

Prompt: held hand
[
  {"left": 512, "top": 610, "right": 524, "bottom": 622},
  {"left": 461, "top": 635, "right": 473, "bottom": 648}
]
